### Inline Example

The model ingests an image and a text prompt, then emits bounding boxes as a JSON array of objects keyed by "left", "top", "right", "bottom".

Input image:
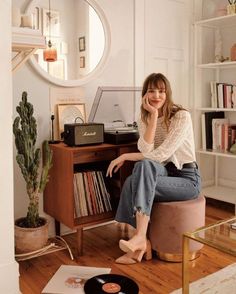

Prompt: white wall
[
  {"left": 0, "top": 1, "right": 20, "bottom": 293},
  {"left": 12, "top": 0, "right": 135, "bottom": 236},
  {"left": 12, "top": 0, "right": 193, "bottom": 237}
]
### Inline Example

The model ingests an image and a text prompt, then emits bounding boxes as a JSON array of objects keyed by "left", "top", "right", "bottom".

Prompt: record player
[{"left": 88, "top": 87, "right": 142, "bottom": 144}]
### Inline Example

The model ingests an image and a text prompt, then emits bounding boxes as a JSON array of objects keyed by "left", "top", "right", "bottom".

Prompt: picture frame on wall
[
  {"left": 57, "top": 103, "right": 86, "bottom": 138},
  {"left": 32, "top": 7, "right": 41, "bottom": 31},
  {"left": 79, "top": 36, "right": 86, "bottom": 51},
  {"left": 42, "top": 8, "right": 60, "bottom": 37},
  {"left": 80, "top": 56, "right": 85, "bottom": 68}
]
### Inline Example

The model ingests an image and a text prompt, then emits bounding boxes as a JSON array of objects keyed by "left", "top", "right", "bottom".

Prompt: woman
[{"left": 106, "top": 73, "right": 201, "bottom": 264}]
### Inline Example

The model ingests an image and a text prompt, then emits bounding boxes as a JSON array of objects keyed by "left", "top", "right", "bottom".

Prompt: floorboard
[{"left": 18, "top": 201, "right": 236, "bottom": 294}]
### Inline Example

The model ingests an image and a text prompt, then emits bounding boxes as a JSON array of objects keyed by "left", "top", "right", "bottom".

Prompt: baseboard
[
  {"left": 202, "top": 178, "right": 236, "bottom": 189},
  {"left": 0, "top": 260, "right": 20, "bottom": 293},
  {"left": 219, "top": 178, "right": 236, "bottom": 189},
  {"left": 206, "top": 198, "right": 235, "bottom": 213},
  {"left": 201, "top": 179, "right": 214, "bottom": 187}
]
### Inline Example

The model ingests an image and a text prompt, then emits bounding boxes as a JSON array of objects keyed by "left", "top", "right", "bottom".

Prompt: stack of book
[
  {"left": 210, "top": 81, "right": 236, "bottom": 109},
  {"left": 73, "top": 170, "right": 112, "bottom": 217},
  {"left": 201, "top": 111, "right": 236, "bottom": 151}
]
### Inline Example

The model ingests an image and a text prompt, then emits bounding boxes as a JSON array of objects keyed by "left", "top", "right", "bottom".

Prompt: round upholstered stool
[{"left": 148, "top": 195, "right": 205, "bottom": 262}]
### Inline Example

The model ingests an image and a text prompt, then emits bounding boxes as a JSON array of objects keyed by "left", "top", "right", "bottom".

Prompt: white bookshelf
[
  {"left": 194, "top": 2, "right": 236, "bottom": 214},
  {"left": 197, "top": 108, "right": 236, "bottom": 112},
  {"left": 197, "top": 149, "right": 236, "bottom": 159},
  {"left": 202, "top": 185, "right": 236, "bottom": 207},
  {"left": 195, "top": 13, "right": 236, "bottom": 28}
]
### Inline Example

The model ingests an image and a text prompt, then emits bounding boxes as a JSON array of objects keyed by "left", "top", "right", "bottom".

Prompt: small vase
[
  {"left": 227, "top": 4, "right": 236, "bottom": 15},
  {"left": 230, "top": 43, "right": 236, "bottom": 61}
]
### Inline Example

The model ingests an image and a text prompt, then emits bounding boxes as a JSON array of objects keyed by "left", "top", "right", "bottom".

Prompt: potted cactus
[{"left": 13, "top": 91, "right": 53, "bottom": 253}]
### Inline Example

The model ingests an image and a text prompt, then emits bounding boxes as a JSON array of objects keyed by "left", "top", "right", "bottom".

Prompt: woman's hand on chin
[{"left": 142, "top": 94, "right": 158, "bottom": 116}]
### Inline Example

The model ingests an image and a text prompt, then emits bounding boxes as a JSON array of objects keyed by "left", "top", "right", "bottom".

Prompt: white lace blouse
[{"left": 137, "top": 110, "right": 196, "bottom": 170}]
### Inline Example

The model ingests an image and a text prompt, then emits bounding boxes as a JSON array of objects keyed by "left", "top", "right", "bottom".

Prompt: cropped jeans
[{"left": 115, "top": 159, "right": 201, "bottom": 228}]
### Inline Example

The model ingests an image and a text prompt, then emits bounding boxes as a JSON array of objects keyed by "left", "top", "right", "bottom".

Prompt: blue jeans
[{"left": 115, "top": 159, "right": 201, "bottom": 228}]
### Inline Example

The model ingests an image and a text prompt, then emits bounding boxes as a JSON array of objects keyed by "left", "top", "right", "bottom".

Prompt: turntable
[{"left": 88, "top": 87, "right": 141, "bottom": 144}]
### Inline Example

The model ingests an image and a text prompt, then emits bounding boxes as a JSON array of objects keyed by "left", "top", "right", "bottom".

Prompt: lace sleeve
[
  {"left": 143, "top": 110, "right": 191, "bottom": 162},
  {"left": 137, "top": 118, "right": 154, "bottom": 153}
]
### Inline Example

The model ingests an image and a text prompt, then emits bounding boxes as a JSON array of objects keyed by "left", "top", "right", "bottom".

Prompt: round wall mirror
[{"left": 25, "top": 0, "right": 110, "bottom": 87}]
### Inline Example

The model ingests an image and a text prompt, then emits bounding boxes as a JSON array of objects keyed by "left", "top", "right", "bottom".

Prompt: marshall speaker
[{"left": 64, "top": 123, "right": 104, "bottom": 146}]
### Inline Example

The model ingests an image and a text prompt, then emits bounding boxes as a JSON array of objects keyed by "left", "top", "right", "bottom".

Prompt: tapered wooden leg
[
  {"left": 182, "top": 235, "right": 190, "bottom": 294},
  {"left": 55, "top": 220, "right": 60, "bottom": 236},
  {"left": 76, "top": 228, "right": 83, "bottom": 256}
]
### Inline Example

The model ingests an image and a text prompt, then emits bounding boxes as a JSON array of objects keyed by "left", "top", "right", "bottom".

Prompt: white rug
[{"left": 171, "top": 263, "right": 236, "bottom": 294}]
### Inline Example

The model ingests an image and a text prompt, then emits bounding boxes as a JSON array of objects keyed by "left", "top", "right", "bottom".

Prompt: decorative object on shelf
[
  {"left": 21, "top": 14, "right": 33, "bottom": 28},
  {"left": 214, "top": 28, "right": 230, "bottom": 63},
  {"left": 202, "top": 0, "right": 227, "bottom": 19},
  {"left": 13, "top": 91, "right": 53, "bottom": 253},
  {"left": 227, "top": 0, "right": 236, "bottom": 14},
  {"left": 12, "top": 6, "right": 21, "bottom": 27},
  {"left": 215, "top": 29, "right": 223, "bottom": 62},
  {"left": 230, "top": 43, "right": 236, "bottom": 61},
  {"left": 43, "top": 0, "right": 57, "bottom": 62},
  {"left": 230, "top": 142, "right": 236, "bottom": 153}
]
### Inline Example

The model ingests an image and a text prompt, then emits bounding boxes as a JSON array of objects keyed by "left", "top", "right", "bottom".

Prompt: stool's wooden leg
[
  {"left": 76, "top": 228, "right": 83, "bottom": 256},
  {"left": 55, "top": 220, "right": 60, "bottom": 236},
  {"left": 182, "top": 235, "right": 190, "bottom": 294}
]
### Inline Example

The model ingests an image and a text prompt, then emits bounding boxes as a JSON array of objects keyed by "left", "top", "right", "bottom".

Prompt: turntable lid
[{"left": 88, "top": 86, "right": 142, "bottom": 128}]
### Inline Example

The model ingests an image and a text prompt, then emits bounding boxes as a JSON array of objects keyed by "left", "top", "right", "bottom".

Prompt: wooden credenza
[{"left": 44, "top": 142, "right": 137, "bottom": 256}]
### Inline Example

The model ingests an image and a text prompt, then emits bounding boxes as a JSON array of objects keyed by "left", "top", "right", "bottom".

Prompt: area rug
[{"left": 171, "top": 263, "right": 236, "bottom": 294}]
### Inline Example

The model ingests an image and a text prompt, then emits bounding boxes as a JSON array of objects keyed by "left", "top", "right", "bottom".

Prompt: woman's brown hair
[{"left": 141, "top": 73, "right": 185, "bottom": 130}]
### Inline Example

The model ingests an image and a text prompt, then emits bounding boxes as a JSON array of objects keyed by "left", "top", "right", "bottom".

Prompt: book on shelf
[
  {"left": 73, "top": 171, "right": 112, "bottom": 217},
  {"left": 201, "top": 113, "right": 206, "bottom": 149},
  {"left": 202, "top": 111, "right": 225, "bottom": 149},
  {"left": 212, "top": 118, "right": 229, "bottom": 150},
  {"left": 210, "top": 81, "right": 235, "bottom": 108},
  {"left": 228, "top": 124, "right": 236, "bottom": 147}
]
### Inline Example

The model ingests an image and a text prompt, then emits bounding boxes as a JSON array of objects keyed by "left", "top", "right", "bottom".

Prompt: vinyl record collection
[
  {"left": 73, "top": 171, "right": 112, "bottom": 217},
  {"left": 84, "top": 274, "right": 139, "bottom": 294}
]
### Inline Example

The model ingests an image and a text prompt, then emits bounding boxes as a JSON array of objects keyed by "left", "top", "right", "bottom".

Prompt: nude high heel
[
  {"left": 118, "top": 239, "right": 152, "bottom": 262},
  {"left": 115, "top": 253, "right": 137, "bottom": 264},
  {"left": 133, "top": 240, "right": 152, "bottom": 262}
]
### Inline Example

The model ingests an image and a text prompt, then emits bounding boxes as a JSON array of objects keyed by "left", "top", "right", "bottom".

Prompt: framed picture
[
  {"left": 32, "top": 7, "right": 41, "bottom": 31},
  {"left": 57, "top": 103, "right": 86, "bottom": 138},
  {"left": 80, "top": 56, "right": 85, "bottom": 68},
  {"left": 48, "top": 59, "right": 65, "bottom": 80},
  {"left": 43, "top": 8, "right": 60, "bottom": 37},
  {"left": 79, "top": 36, "right": 86, "bottom": 51}
]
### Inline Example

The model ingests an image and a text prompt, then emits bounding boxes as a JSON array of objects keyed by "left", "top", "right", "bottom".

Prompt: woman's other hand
[{"left": 106, "top": 154, "right": 125, "bottom": 177}]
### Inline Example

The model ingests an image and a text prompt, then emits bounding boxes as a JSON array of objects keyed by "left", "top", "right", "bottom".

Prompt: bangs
[{"left": 148, "top": 77, "right": 166, "bottom": 90}]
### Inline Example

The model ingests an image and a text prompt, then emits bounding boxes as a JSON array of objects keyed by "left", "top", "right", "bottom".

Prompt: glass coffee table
[{"left": 182, "top": 216, "right": 236, "bottom": 294}]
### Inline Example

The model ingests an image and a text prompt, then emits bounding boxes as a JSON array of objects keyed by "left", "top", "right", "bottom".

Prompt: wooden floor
[{"left": 19, "top": 200, "right": 236, "bottom": 294}]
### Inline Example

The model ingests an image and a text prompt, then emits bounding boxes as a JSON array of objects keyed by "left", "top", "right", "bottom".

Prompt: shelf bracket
[{"left": 12, "top": 48, "right": 37, "bottom": 73}]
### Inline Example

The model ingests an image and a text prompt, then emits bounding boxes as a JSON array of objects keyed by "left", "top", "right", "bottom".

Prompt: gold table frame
[{"left": 182, "top": 216, "right": 236, "bottom": 294}]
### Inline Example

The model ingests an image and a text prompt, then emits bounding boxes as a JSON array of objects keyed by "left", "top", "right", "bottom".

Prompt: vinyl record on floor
[{"left": 84, "top": 273, "right": 139, "bottom": 294}]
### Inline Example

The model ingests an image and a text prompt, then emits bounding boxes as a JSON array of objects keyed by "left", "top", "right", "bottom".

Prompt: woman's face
[{"left": 146, "top": 81, "right": 167, "bottom": 110}]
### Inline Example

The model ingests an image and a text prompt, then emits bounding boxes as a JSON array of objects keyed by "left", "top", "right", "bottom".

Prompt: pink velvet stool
[{"left": 148, "top": 195, "right": 205, "bottom": 262}]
